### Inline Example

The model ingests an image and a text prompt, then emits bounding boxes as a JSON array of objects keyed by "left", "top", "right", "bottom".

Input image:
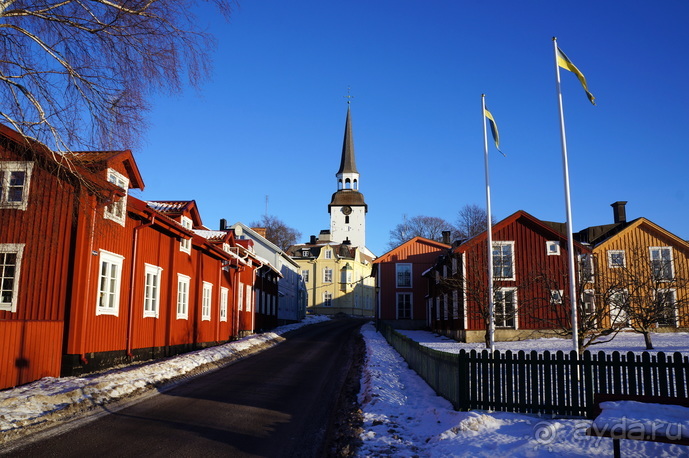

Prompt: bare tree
[
  {"left": 0, "top": 0, "right": 233, "bottom": 154},
  {"left": 455, "top": 204, "right": 492, "bottom": 240},
  {"left": 387, "top": 215, "right": 453, "bottom": 249},
  {"left": 599, "top": 245, "right": 689, "bottom": 350},
  {"left": 250, "top": 215, "right": 302, "bottom": 252}
]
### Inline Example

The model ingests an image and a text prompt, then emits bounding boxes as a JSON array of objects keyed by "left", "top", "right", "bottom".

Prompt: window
[
  {"left": 323, "top": 267, "right": 333, "bottom": 283},
  {"left": 0, "top": 243, "right": 24, "bottom": 312},
  {"left": 96, "top": 250, "right": 124, "bottom": 316},
  {"left": 609, "top": 289, "right": 630, "bottom": 327},
  {"left": 0, "top": 161, "right": 33, "bottom": 210},
  {"left": 493, "top": 242, "right": 515, "bottom": 280},
  {"left": 452, "top": 290, "right": 459, "bottom": 320},
  {"left": 396, "top": 293, "right": 412, "bottom": 319},
  {"left": 176, "top": 274, "right": 190, "bottom": 319},
  {"left": 550, "top": 290, "right": 563, "bottom": 305},
  {"left": 452, "top": 257, "right": 458, "bottom": 275},
  {"left": 143, "top": 264, "right": 162, "bottom": 318},
  {"left": 238, "top": 282, "right": 244, "bottom": 311},
  {"left": 301, "top": 269, "right": 310, "bottom": 283},
  {"left": 579, "top": 254, "right": 595, "bottom": 283},
  {"left": 104, "top": 169, "right": 128, "bottom": 225},
  {"left": 607, "top": 250, "right": 626, "bottom": 268},
  {"left": 180, "top": 216, "right": 192, "bottom": 254},
  {"left": 546, "top": 241, "right": 560, "bottom": 256},
  {"left": 656, "top": 289, "right": 677, "bottom": 327},
  {"left": 202, "top": 282, "right": 212, "bottom": 321},
  {"left": 302, "top": 249, "right": 310, "bottom": 257},
  {"left": 650, "top": 247, "right": 674, "bottom": 281},
  {"left": 220, "top": 287, "right": 228, "bottom": 322},
  {"left": 323, "top": 291, "right": 332, "bottom": 307},
  {"left": 324, "top": 249, "right": 332, "bottom": 259},
  {"left": 245, "top": 285, "right": 252, "bottom": 312},
  {"left": 582, "top": 290, "right": 596, "bottom": 324},
  {"left": 442, "top": 294, "right": 448, "bottom": 320},
  {"left": 495, "top": 288, "right": 517, "bottom": 328}
]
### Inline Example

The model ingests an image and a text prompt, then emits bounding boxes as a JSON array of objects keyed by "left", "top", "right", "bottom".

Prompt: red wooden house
[
  {"left": 0, "top": 123, "right": 258, "bottom": 388},
  {"left": 372, "top": 236, "right": 451, "bottom": 329},
  {"left": 426, "top": 210, "right": 591, "bottom": 343}
]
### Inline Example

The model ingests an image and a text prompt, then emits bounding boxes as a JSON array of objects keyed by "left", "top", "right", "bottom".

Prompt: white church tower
[{"left": 328, "top": 105, "right": 368, "bottom": 250}]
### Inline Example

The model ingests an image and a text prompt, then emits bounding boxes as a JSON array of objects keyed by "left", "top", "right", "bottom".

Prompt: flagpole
[
  {"left": 482, "top": 94, "right": 495, "bottom": 353},
  {"left": 553, "top": 37, "right": 580, "bottom": 356}
]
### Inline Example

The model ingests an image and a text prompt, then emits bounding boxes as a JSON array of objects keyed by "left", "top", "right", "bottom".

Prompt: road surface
[{"left": 5, "top": 318, "right": 366, "bottom": 457}]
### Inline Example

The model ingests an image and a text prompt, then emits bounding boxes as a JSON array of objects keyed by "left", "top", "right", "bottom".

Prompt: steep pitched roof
[
  {"left": 146, "top": 200, "right": 202, "bottom": 227},
  {"left": 337, "top": 106, "right": 358, "bottom": 175},
  {"left": 65, "top": 150, "right": 144, "bottom": 190},
  {"left": 593, "top": 217, "right": 689, "bottom": 252}
]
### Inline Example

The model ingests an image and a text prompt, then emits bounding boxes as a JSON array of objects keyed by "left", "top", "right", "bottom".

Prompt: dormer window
[
  {"left": 0, "top": 161, "right": 33, "bottom": 211},
  {"left": 324, "top": 249, "right": 332, "bottom": 259},
  {"left": 180, "top": 216, "right": 192, "bottom": 254},
  {"left": 104, "top": 169, "right": 128, "bottom": 226},
  {"left": 302, "top": 249, "right": 310, "bottom": 257}
]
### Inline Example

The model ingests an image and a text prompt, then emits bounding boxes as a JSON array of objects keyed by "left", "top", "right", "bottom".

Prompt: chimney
[
  {"left": 219, "top": 218, "right": 227, "bottom": 230},
  {"left": 442, "top": 230, "right": 451, "bottom": 245},
  {"left": 611, "top": 201, "right": 627, "bottom": 224},
  {"left": 310, "top": 235, "right": 317, "bottom": 244}
]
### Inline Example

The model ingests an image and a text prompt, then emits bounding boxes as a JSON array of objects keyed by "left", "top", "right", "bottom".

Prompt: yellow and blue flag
[
  {"left": 557, "top": 46, "right": 596, "bottom": 105},
  {"left": 484, "top": 107, "right": 505, "bottom": 156}
]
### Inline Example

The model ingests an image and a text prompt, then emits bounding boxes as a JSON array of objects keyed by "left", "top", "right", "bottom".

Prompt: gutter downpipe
[
  {"left": 80, "top": 200, "right": 98, "bottom": 365},
  {"left": 126, "top": 214, "right": 155, "bottom": 358}
]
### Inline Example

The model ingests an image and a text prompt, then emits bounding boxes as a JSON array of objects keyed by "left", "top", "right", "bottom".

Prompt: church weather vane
[{"left": 344, "top": 86, "right": 354, "bottom": 105}]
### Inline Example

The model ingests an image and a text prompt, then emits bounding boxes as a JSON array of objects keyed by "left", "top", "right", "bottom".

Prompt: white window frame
[
  {"left": 220, "top": 287, "right": 229, "bottom": 322},
  {"left": 550, "top": 289, "right": 563, "bottom": 305},
  {"left": 96, "top": 250, "right": 125, "bottom": 316},
  {"left": 649, "top": 247, "right": 674, "bottom": 281},
  {"left": 656, "top": 288, "right": 678, "bottom": 327},
  {"left": 143, "top": 264, "right": 162, "bottom": 318},
  {"left": 180, "top": 216, "right": 192, "bottom": 254},
  {"left": 324, "top": 249, "right": 332, "bottom": 259},
  {"left": 238, "top": 282, "right": 244, "bottom": 311},
  {"left": 582, "top": 289, "right": 596, "bottom": 325},
  {"left": 546, "top": 241, "right": 561, "bottom": 256},
  {"left": 579, "top": 253, "right": 595, "bottom": 283},
  {"left": 176, "top": 274, "right": 190, "bottom": 320},
  {"left": 396, "top": 292, "right": 412, "bottom": 319},
  {"left": 245, "top": 285, "right": 252, "bottom": 312},
  {"left": 301, "top": 269, "right": 310, "bottom": 283},
  {"left": 607, "top": 250, "right": 626, "bottom": 268},
  {"left": 323, "top": 267, "right": 333, "bottom": 283},
  {"left": 609, "top": 289, "right": 630, "bottom": 328},
  {"left": 0, "top": 161, "right": 33, "bottom": 211},
  {"left": 323, "top": 291, "right": 332, "bottom": 307},
  {"left": 0, "top": 243, "right": 25, "bottom": 312},
  {"left": 492, "top": 241, "right": 516, "bottom": 280},
  {"left": 202, "top": 281, "right": 212, "bottom": 321},
  {"left": 103, "top": 168, "right": 128, "bottom": 226},
  {"left": 495, "top": 287, "right": 518, "bottom": 329}
]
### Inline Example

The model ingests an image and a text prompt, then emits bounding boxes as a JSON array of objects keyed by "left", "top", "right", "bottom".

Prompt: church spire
[{"left": 337, "top": 105, "right": 358, "bottom": 175}]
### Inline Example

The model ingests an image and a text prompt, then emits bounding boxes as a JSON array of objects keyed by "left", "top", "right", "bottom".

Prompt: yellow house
[
  {"left": 287, "top": 238, "right": 375, "bottom": 317},
  {"left": 578, "top": 202, "right": 689, "bottom": 332}
]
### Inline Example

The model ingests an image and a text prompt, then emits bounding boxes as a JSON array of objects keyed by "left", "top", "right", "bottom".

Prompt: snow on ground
[
  {"left": 357, "top": 323, "right": 689, "bottom": 457},
  {"left": 0, "top": 315, "right": 329, "bottom": 444},
  {"left": 1, "top": 317, "right": 688, "bottom": 456},
  {"left": 397, "top": 329, "right": 689, "bottom": 355}
]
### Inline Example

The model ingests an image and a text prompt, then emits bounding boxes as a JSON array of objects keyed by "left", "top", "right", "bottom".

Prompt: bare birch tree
[{"left": 0, "top": 0, "right": 233, "bottom": 154}]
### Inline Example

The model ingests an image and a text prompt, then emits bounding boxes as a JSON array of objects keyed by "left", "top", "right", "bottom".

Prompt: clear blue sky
[{"left": 131, "top": 0, "right": 689, "bottom": 256}]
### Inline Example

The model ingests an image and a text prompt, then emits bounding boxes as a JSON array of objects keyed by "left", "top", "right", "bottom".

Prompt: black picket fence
[{"left": 379, "top": 323, "right": 689, "bottom": 417}]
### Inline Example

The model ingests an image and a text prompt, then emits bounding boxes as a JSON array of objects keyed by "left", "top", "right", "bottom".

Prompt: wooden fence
[{"left": 379, "top": 323, "right": 689, "bottom": 417}]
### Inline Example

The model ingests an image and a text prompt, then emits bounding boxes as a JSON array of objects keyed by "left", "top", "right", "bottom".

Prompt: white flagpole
[
  {"left": 482, "top": 94, "right": 495, "bottom": 352},
  {"left": 553, "top": 37, "right": 580, "bottom": 356}
]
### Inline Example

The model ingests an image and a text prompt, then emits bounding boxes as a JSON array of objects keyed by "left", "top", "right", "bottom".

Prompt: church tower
[{"left": 328, "top": 105, "right": 368, "bottom": 248}]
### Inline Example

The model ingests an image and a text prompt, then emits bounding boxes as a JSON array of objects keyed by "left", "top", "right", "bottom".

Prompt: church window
[
  {"left": 353, "top": 179, "right": 358, "bottom": 190},
  {"left": 345, "top": 178, "right": 351, "bottom": 189},
  {"left": 345, "top": 216, "right": 349, "bottom": 224}
]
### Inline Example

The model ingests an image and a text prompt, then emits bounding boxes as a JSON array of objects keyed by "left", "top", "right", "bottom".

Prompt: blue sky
[{"left": 131, "top": 0, "right": 689, "bottom": 256}]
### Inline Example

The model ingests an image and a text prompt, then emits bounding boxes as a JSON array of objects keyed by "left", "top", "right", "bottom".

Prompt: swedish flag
[
  {"left": 557, "top": 46, "right": 596, "bottom": 105},
  {"left": 484, "top": 107, "right": 505, "bottom": 156}
]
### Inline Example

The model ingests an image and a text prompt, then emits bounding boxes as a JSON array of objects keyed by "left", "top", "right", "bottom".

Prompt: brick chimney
[
  {"left": 611, "top": 201, "right": 627, "bottom": 224},
  {"left": 442, "top": 230, "right": 451, "bottom": 245}
]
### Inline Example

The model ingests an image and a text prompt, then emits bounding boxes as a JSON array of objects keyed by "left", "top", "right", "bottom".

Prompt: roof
[
  {"left": 374, "top": 236, "right": 451, "bottom": 264},
  {"left": 328, "top": 189, "right": 367, "bottom": 210},
  {"left": 146, "top": 200, "right": 203, "bottom": 227},
  {"left": 593, "top": 217, "right": 689, "bottom": 252},
  {"left": 66, "top": 150, "right": 145, "bottom": 190},
  {"left": 337, "top": 105, "right": 358, "bottom": 175}
]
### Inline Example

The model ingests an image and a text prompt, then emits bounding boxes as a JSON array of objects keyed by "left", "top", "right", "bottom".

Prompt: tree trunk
[{"left": 642, "top": 331, "right": 654, "bottom": 350}]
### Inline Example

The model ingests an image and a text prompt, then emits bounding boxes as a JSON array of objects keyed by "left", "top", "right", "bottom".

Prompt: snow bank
[
  {"left": 0, "top": 315, "right": 329, "bottom": 444},
  {"left": 357, "top": 323, "right": 687, "bottom": 457}
]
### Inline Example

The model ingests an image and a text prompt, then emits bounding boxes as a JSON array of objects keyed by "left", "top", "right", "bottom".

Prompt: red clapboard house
[
  {"left": 0, "top": 123, "right": 256, "bottom": 388},
  {"left": 426, "top": 210, "right": 591, "bottom": 343},
  {"left": 372, "top": 236, "right": 451, "bottom": 329}
]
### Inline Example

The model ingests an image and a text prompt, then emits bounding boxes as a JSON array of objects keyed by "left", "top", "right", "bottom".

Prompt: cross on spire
[{"left": 343, "top": 86, "right": 354, "bottom": 105}]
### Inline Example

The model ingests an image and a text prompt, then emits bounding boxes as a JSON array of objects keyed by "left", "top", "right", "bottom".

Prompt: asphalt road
[{"left": 5, "top": 318, "right": 366, "bottom": 457}]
